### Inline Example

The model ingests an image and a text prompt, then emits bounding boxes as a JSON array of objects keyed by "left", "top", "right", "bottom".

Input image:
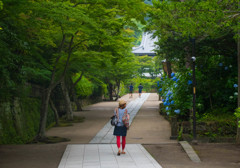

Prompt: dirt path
[
  {"left": 144, "top": 143, "right": 240, "bottom": 168},
  {"left": 127, "top": 93, "right": 175, "bottom": 144}
]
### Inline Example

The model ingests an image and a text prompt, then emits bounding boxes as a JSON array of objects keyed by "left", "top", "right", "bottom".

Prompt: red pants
[{"left": 116, "top": 136, "right": 126, "bottom": 150}]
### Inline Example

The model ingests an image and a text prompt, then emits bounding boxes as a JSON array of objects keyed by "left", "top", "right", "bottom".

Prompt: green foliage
[
  {"left": 178, "top": 125, "right": 183, "bottom": 141},
  {"left": 0, "top": 0, "right": 148, "bottom": 143},
  {"left": 74, "top": 75, "right": 94, "bottom": 98},
  {"left": 129, "top": 77, "right": 157, "bottom": 93},
  {"left": 234, "top": 108, "right": 240, "bottom": 128},
  {"left": 0, "top": 1, "right": 3, "bottom": 10},
  {"left": 148, "top": 1, "right": 239, "bottom": 139},
  {"left": 148, "top": 0, "right": 238, "bottom": 40},
  {"left": 119, "top": 81, "right": 127, "bottom": 97},
  {"left": 199, "top": 111, "right": 236, "bottom": 123},
  {"left": 137, "top": 56, "right": 155, "bottom": 78},
  {"left": 127, "top": 19, "right": 145, "bottom": 46}
]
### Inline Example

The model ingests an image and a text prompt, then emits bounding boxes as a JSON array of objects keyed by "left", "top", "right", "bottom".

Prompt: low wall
[{"left": 0, "top": 97, "right": 55, "bottom": 144}]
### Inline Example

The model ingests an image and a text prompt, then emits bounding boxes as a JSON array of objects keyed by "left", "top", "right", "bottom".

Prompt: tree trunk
[
  {"left": 184, "top": 46, "right": 191, "bottom": 68},
  {"left": 237, "top": 1, "right": 240, "bottom": 144},
  {"left": 166, "top": 58, "right": 172, "bottom": 78},
  {"left": 61, "top": 80, "right": 73, "bottom": 121},
  {"left": 71, "top": 86, "right": 82, "bottom": 111},
  {"left": 37, "top": 88, "right": 51, "bottom": 140},
  {"left": 36, "top": 33, "right": 67, "bottom": 140},
  {"left": 10, "top": 97, "right": 22, "bottom": 135},
  {"left": 71, "top": 73, "right": 84, "bottom": 111},
  {"left": 114, "top": 80, "right": 120, "bottom": 101},
  {"left": 108, "top": 83, "right": 113, "bottom": 101},
  {"left": 50, "top": 98, "right": 59, "bottom": 126},
  {"left": 209, "top": 94, "right": 213, "bottom": 109}
]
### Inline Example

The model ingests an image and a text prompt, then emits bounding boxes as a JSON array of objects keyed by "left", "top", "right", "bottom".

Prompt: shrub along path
[{"left": 0, "top": 93, "right": 240, "bottom": 168}]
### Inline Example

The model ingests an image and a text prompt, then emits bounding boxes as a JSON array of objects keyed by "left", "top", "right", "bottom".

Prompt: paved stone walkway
[
  {"left": 58, "top": 93, "right": 163, "bottom": 168},
  {"left": 90, "top": 93, "right": 150, "bottom": 144},
  {"left": 58, "top": 144, "right": 162, "bottom": 168}
]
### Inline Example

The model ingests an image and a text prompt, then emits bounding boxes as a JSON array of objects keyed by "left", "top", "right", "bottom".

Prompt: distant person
[
  {"left": 129, "top": 83, "right": 133, "bottom": 98},
  {"left": 113, "top": 100, "right": 130, "bottom": 156},
  {"left": 138, "top": 83, "right": 143, "bottom": 98}
]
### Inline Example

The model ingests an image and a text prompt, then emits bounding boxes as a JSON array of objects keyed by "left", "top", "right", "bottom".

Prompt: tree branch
[
  {"left": 62, "top": 35, "right": 75, "bottom": 77},
  {"left": 50, "top": 34, "right": 66, "bottom": 86},
  {"left": 71, "top": 39, "right": 88, "bottom": 50},
  {"left": 73, "top": 71, "right": 84, "bottom": 87}
]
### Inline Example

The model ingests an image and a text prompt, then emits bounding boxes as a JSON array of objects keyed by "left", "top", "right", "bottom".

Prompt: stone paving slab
[
  {"left": 90, "top": 93, "right": 150, "bottom": 144},
  {"left": 179, "top": 141, "right": 201, "bottom": 163},
  {"left": 58, "top": 144, "right": 162, "bottom": 168}
]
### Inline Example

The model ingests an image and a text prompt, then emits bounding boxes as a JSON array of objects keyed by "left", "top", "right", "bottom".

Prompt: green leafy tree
[
  {"left": 147, "top": 0, "right": 240, "bottom": 142},
  {"left": 28, "top": 0, "right": 146, "bottom": 139}
]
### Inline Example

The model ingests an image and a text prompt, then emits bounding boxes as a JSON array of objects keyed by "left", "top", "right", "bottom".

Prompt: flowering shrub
[{"left": 157, "top": 70, "right": 192, "bottom": 118}]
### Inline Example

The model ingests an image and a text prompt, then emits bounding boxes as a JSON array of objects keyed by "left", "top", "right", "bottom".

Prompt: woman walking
[{"left": 113, "top": 99, "right": 130, "bottom": 156}]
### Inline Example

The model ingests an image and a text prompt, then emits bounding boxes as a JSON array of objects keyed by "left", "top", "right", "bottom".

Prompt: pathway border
[{"left": 179, "top": 141, "right": 201, "bottom": 163}]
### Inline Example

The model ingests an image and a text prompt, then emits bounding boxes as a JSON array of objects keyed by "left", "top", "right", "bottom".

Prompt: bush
[{"left": 157, "top": 70, "right": 192, "bottom": 120}]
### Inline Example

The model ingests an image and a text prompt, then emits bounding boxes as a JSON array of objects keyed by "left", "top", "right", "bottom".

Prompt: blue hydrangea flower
[
  {"left": 157, "top": 81, "right": 160, "bottom": 87},
  {"left": 172, "top": 77, "right": 177, "bottom": 81},
  {"left": 166, "top": 97, "right": 169, "bottom": 101},
  {"left": 188, "top": 73, "right": 191, "bottom": 76},
  {"left": 219, "top": 63, "right": 223, "bottom": 66},
  {"left": 171, "top": 100, "right": 174, "bottom": 104},
  {"left": 162, "top": 99, "right": 165, "bottom": 102},
  {"left": 166, "top": 107, "right": 171, "bottom": 111},
  {"left": 176, "top": 78, "right": 180, "bottom": 82},
  {"left": 163, "top": 102, "right": 167, "bottom": 106},
  {"left": 174, "top": 109, "right": 180, "bottom": 114},
  {"left": 167, "top": 91, "right": 173, "bottom": 96},
  {"left": 188, "top": 80, "right": 192, "bottom": 85},
  {"left": 174, "top": 84, "right": 178, "bottom": 88},
  {"left": 171, "top": 72, "right": 175, "bottom": 77},
  {"left": 234, "top": 84, "right": 238, "bottom": 88},
  {"left": 167, "top": 102, "right": 171, "bottom": 106},
  {"left": 224, "top": 67, "right": 228, "bottom": 70},
  {"left": 159, "top": 88, "right": 162, "bottom": 92},
  {"left": 161, "top": 77, "right": 163, "bottom": 80}
]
